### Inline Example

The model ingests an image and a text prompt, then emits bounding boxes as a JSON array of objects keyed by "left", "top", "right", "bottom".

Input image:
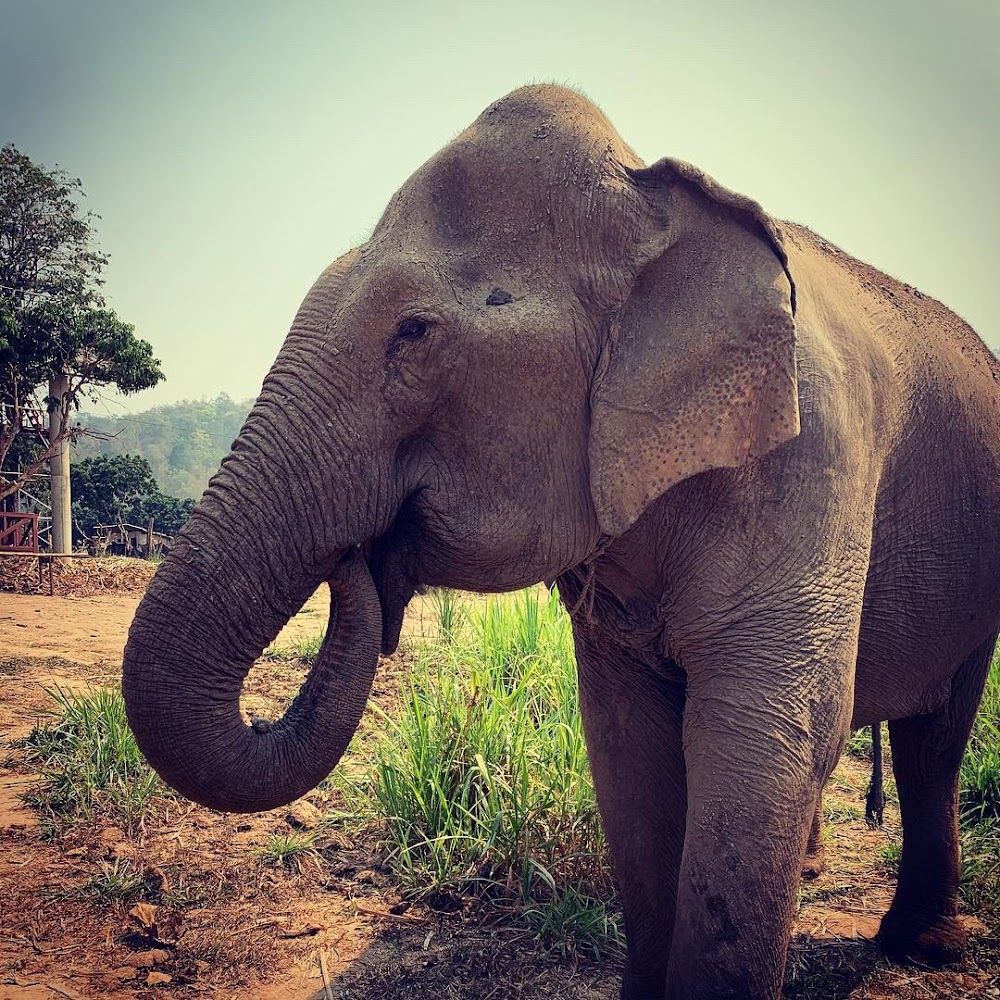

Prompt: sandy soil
[{"left": 0, "top": 585, "right": 996, "bottom": 999}]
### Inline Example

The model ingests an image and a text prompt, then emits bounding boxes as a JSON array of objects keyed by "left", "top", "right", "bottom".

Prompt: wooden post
[{"left": 146, "top": 517, "right": 154, "bottom": 557}]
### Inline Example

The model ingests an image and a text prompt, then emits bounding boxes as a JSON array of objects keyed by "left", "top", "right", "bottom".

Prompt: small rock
[
  {"left": 286, "top": 800, "right": 322, "bottom": 830},
  {"left": 959, "top": 914, "right": 988, "bottom": 935},
  {"left": 105, "top": 966, "right": 138, "bottom": 981},
  {"left": 131, "top": 948, "right": 170, "bottom": 968}
]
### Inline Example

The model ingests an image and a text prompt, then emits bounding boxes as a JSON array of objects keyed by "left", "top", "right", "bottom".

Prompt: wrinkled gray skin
[{"left": 123, "top": 86, "right": 1000, "bottom": 999}]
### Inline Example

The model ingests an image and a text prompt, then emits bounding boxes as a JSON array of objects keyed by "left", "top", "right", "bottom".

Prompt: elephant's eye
[{"left": 396, "top": 317, "right": 430, "bottom": 341}]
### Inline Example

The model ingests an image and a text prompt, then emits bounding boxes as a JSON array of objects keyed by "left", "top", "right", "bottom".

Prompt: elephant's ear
[{"left": 589, "top": 158, "right": 799, "bottom": 537}]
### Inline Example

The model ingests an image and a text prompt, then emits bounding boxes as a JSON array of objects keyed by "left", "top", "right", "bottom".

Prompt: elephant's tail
[{"left": 865, "top": 723, "right": 886, "bottom": 828}]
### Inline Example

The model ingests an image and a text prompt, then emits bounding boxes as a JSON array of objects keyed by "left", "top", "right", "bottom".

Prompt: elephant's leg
[
  {"left": 878, "top": 631, "right": 997, "bottom": 965},
  {"left": 665, "top": 719, "right": 831, "bottom": 998},
  {"left": 801, "top": 794, "right": 826, "bottom": 880},
  {"left": 576, "top": 636, "right": 685, "bottom": 1000},
  {"left": 661, "top": 623, "right": 853, "bottom": 1000}
]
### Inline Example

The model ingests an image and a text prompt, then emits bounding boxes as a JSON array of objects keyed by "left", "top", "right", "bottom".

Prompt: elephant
[{"left": 122, "top": 85, "right": 1000, "bottom": 999}]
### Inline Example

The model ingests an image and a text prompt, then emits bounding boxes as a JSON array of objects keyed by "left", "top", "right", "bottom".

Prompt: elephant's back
[{"left": 779, "top": 224, "right": 1000, "bottom": 719}]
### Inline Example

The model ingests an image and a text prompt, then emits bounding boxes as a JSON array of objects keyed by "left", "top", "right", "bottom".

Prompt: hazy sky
[{"left": 2, "top": 1, "right": 997, "bottom": 415}]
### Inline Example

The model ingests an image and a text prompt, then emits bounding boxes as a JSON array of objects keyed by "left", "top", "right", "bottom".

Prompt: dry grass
[{"left": 0, "top": 554, "right": 156, "bottom": 596}]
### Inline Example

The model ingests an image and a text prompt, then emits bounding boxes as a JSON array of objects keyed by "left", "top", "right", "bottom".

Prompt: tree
[
  {"left": 0, "top": 144, "right": 163, "bottom": 502},
  {"left": 71, "top": 454, "right": 194, "bottom": 541},
  {"left": 136, "top": 491, "right": 196, "bottom": 537}
]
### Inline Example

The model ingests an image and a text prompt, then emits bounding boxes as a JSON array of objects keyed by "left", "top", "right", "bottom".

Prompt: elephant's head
[{"left": 123, "top": 85, "right": 798, "bottom": 811}]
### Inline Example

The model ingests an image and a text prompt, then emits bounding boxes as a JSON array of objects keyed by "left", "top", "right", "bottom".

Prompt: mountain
[{"left": 73, "top": 394, "right": 253, "bottom": 500}]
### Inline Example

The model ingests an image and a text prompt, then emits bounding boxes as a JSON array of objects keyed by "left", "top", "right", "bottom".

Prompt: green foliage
[
  {"left": 77, "top": 858, "right": 148, "bottom": 901},
  {"left": 71, "top": 454, "right": 157, "bottom": 527},
  {"left": 259, "top": 830, "right": 321, "bottom": 868},
  {"left": 136, "top": 490, "right": 196, "bottom": 537},
  {"left": 262, "top": 630, "right": 326, "bottom": 662},
  {"left": 960, "top": 819, "right": 1000, "bottom": 922},
  {"left": 70, "top": 453, "right": 194, "bottom": 539},
  {"left": 73, "top": 393, "right": 253, "bottom": 500},
  {"left": 22, "top": 686, "right": 166, "bottom": 831},
  {"left": 341, "top": 588, "right": 620, "bottom": 957},
  {"left": 845, "top": 726, "right": 873, "bottom": 759},
  {"left": 431, "top": 587, "right": 462, "bottom": 641},
  {"left": 0, "top": 144, "right": 163, "bottom": 491},
  {"left": 0, "top": 144, "right": 106, "bottom": 305},
  {"left": 961, "top": 642, "right": 1000, "bottom": 823}
]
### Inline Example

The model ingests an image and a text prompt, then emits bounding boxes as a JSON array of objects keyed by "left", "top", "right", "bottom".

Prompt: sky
[{"left": 1, "top": 0, "right": 997, "bottom": 415}]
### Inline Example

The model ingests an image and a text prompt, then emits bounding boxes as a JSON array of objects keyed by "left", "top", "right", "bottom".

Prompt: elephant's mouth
[{"left": 365, "top": 497, "right": 423, "bottom": 654}]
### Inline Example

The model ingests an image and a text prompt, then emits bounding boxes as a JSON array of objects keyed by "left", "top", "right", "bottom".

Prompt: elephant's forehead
[
  {"left": 388, "top": 140, "right": 554, "bottom": 249},
  {"left": 380, "top": 101, "right": 637, "bottom": 252}
]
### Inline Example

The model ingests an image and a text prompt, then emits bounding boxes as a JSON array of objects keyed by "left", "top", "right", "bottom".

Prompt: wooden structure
[
  {"left": 91, "top": 522, "right": 171, "bottom": 558},
  {"left": 0, "top": 510, "right": 51, "bottom": 593},
  {"left": 0, "top": 511, "right": 39, "bottom": 553}
]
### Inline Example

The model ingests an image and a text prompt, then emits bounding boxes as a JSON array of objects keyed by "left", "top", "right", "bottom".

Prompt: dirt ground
[{"left": 1, "top": 586, "right": 997, "bottom": 999}]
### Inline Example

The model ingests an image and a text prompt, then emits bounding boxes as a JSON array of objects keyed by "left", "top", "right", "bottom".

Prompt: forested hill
[{"left": 73, "top": 394, "right": 253, "bottom": 500}]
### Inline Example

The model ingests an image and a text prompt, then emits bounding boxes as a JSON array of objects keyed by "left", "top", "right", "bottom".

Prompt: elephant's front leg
[
  {"left": 665, "top": 650, "right": 851, "bottom": 1000},
  {"left": 575, "top": 631, "right": 686, "bottom": 1000}
]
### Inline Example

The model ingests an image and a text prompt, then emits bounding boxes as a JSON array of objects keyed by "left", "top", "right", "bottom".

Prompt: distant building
[{"left": 91, "top": 523, "right": 171, "bottom": 558}]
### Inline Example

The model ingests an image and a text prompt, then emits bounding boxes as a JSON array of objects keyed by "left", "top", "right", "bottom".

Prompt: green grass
[
  {"left": 845, "top": 721, "right": 889, "bottom": 760},
  {"left": 430, "top": 587, "right": 463, "bottom": 642},
  {"left": 262, "top": 630, "right": 325, "bottom": 662},
  {"left": 22, "top": 686, "right": 165, "bottom": 831},
  {"left": 822, "top": 802, "right": 863, "bottom": 824},
  {"left": 340, "top": 587, "right": 619, "bottom": 957},
  {"left": 258, "top": 830, "right": 322, "bottom": 868},
  {"left": 960, "top": 819, "right": 1000, "bottom": 918},
  {"left": 957, "top": 643, "right": 1000, "bottom": 924},
  {"left": 14, "top": 594, "right": 998, "bottom": 956},
  {"left": 78, "top": 857, "right": 148, "bottom": 901},
  {"left": 961, "top": 644, "right": 1000, "bottom": 823},
  {"left": 878, "top": 839, "right": 902, "bottom": 873},
  {"left": 340, "top": 597, "right": 1000, "bottom": 954}
]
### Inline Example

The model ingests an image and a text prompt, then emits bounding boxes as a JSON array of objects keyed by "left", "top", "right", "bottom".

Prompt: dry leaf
[
  {"left": 154, "top": 910, "right": 185, "bottom": 945},
  {"left": 129, "top": 902, "right": 159, "bottom": 931},
  {"left": 146, "top": 865, "right": 170, "bottom": 894},
  {"left": 128, "top": 902, "right": 184, "bottom": 945},
  {"left": 146, "top": 971, "right": 172, "bottom": 986}
]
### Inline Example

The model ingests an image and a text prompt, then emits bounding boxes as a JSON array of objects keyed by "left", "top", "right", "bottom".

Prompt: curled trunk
[{"left": 123, "top": 396, "right": 382, "bottom": 813}]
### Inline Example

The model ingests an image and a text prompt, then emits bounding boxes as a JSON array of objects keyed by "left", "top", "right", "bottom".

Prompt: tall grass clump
[
  {"left": 961, "top": 643, "right": 1000, "bottom": 823},
  {"left": 959, "top": 642, "right": 1000, "bottom": 923},
  {"left": 344, "top": 587, "right": 620, "bottom": 956},
  {"left": 430, "top": 587, "right": 462, "bottom": 642},
  {"left": 22, "top": 686, "right": 164, "bottom": 830}
]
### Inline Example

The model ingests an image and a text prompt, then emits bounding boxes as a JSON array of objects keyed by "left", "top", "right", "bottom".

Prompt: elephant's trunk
[{"left": 122, "top": 392, "right": 383, "bottom": 813}]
